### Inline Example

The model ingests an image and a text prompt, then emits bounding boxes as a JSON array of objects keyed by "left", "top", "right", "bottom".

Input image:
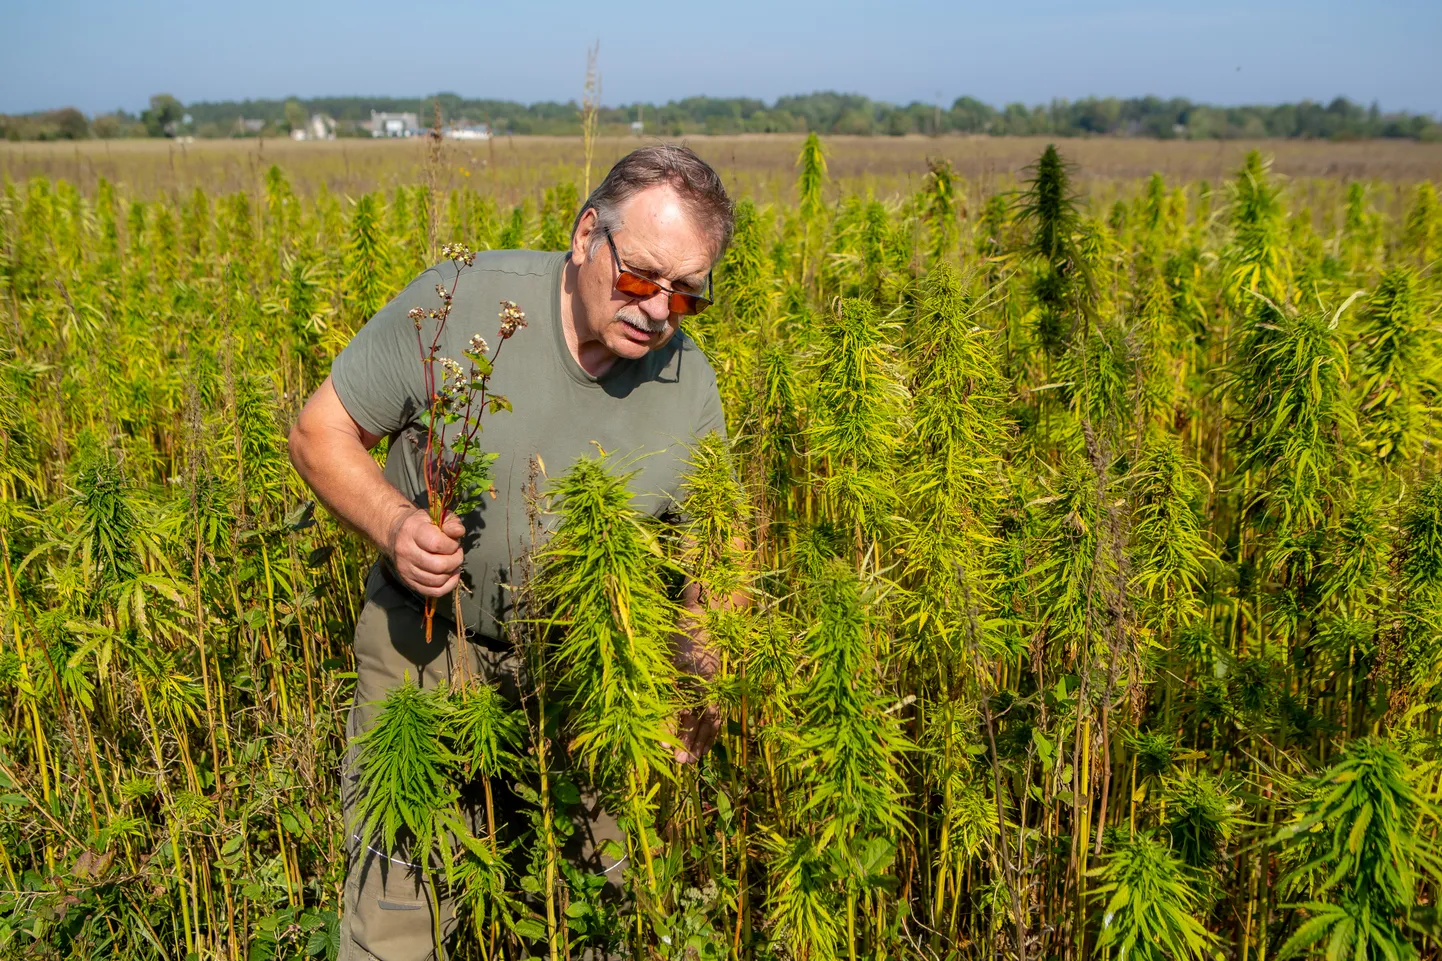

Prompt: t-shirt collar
[{"left": 553, "top": 252, "right": 627, "bottom": 389}]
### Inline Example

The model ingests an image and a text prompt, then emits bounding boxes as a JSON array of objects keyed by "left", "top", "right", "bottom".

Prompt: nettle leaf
[
  {"left": 552, "top": 779, "right": 581, "bottom": 807},
  {"left": 304, "top": 912, "right": 339, "bottom": 960},
  {"left": 305, "top": 545, "right": 335, "bottom": 568},
  {"left": 284, "top": 501, "right": 316, "bottom": 530},
  {"left": 510, "top": 916, "right": 546, "bottom": 940}
]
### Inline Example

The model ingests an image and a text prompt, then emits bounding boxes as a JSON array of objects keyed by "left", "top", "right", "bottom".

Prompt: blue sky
[{"left": 3, "top": 0, "right": 1438, "bottom": 115}]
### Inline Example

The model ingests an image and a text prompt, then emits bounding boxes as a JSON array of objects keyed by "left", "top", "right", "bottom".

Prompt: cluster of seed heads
[
  {"left": 441, "top": 242, "right": 477, "bottom": 266},
  {"left": 432, "top": 357, "right": 475, "bottom": 416},
  {"left": 498, "top": 300, "right": 526, "bottom": 339},
  {"left": 407, "top": 305, "right": 445, "bottom": 331},
  {"left": 406, "top": 286, "right": 456, "bottom": 332}
]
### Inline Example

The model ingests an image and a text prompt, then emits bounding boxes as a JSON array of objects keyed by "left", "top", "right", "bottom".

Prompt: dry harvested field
[{"left": 4, "top": 133, "right": 1440, "bottom": 205}]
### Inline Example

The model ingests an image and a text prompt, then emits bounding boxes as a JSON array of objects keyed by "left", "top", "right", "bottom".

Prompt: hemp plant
[
  {"left": 351, "top": 675, "right": 529, "bottom": 959},
  {"left": 407, "top": 242, "right": 528, "bottom": 641},
  {"left": 535, "top": 454, "right": 684, "bottom": 947}
]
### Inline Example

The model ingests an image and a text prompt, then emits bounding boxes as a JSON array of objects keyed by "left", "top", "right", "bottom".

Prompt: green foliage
[
  {"left": 344, "top": 192, "right": 391, "bottom": 326},
  {"left": 537, "top": 183, "right": 576, "bottom": 252},
  {"left": 1403, "top": 182, "right": 1440, "bottom": 265},
  {"left": 1131, "top": 435, "right": 1214, "bottom": 635},
  {"left": 1227, "top": 150, "right": 1290, "bottom": 304},
  {"left": 1356, "top": 266, "right": 1435, "bottom": 464},
  {"left": 1164, "top": 771, "right": 1241, "bottom": 869},
  {"left": 919, "top": 158, "right": 960, "bottom": 264},
  {"left": 1090, "top": 833, "right": 1218, "bottom": 961},
  {"left": 1230, "top": 297, "right": 1354, "bottom": 527},
  {"left": 537, "top": 455, "right": 681, "bottom": 786},
  {"left": 5, "top": 140, "right": 1442, "bottom": 961},
  {"left": 720, "top": 198, "right": 777, "bottom": 340},
  {"left": 793, "top": 562, "right": 910, "bottom": 838},
  {"left": 1277, "top": 739, "right": 1442, "bottom": 961},
  {"left": 807, "top": 297, "right": 908, "bottom": 551},
  {"left": 497, "top": 203, "right": 528, "bottom": 250},
  {"left": 12, "top": 91, "right": 1440, "bottom": 141},
  {"left": 353, "top": 677, "right": 458, "bottom": 854},
  {"left": 447, "top": 680, "right": 523, "bottom": 779},
  {"left": 796, "top": 132, "right": 828, "bottom": 226},
  {"left": 1019, "top": 144, "right": 1079, "bottom": 265},
  {"left": 1016, "top": 143, "right": 1092, "bottom": 356}
]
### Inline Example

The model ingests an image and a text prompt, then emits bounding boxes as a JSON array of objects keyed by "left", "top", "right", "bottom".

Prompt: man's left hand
[{"left": 673, "top": 703, "right": 721, "bottom": 764}]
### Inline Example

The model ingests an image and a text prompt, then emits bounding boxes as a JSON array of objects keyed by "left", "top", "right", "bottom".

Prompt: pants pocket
[{"left": 345, "top": 849, "right": 450, "bottom": 961}]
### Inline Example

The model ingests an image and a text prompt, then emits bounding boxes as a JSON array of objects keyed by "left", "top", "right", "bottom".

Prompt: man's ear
[{"left": 571, "top": 207, "right": 597, "bottom": 266}]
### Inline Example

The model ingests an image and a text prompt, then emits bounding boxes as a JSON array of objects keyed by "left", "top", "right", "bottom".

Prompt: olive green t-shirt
[{"left": 330, "top": 250, "right": 726, "bottom": 641}]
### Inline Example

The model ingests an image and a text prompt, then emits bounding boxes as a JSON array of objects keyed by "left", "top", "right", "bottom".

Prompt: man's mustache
[{"left": 617, "top": 306, "right": 669, "bottom": 334}]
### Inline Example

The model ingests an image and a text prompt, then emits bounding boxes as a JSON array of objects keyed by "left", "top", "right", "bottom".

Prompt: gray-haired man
[{"left": 289, "top": 144, "right": 734, "bottom": 960}]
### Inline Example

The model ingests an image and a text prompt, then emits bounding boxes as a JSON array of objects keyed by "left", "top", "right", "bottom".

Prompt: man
[{"left": 288, "top": 144, "right": 734, "bottom": 961}]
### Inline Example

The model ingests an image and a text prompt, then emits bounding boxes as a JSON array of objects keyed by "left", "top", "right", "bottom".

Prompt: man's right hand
[{"left": 386, "top": 508, "right": 465, "bottom": 597}]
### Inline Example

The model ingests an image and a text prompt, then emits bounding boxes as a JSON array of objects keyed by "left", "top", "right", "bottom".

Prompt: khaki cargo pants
[{"left": 339, "top": 599, "right": 625, "bottom": 961}]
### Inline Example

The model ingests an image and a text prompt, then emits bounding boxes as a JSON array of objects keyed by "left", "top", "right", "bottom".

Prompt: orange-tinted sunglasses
[{"left": 605, "top": 229, "right": 712, "bottom": 316}]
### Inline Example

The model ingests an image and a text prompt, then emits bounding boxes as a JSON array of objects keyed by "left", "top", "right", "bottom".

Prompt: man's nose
[{"left": 638, "top": 289, "right": 671, "bottom": 322}]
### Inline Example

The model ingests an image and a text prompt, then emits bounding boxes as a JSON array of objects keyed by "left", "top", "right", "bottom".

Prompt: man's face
[{"left": 571, "top": 184, "right": 714, "bottom": 361}]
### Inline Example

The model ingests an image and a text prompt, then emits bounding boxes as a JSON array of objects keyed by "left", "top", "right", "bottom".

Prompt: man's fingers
[
  {"left": 410, "top": 548, "right": 462, "bottom": 576},
  {"left": 672, "top": 706, "right": 720, "bottom": 764},
  {"left": 691, "top": 710, "right": 720, "bottom": 756},
  {"left": 440, "top": 512, "right": 465, "bottom": 539},
  {"left": 414, "top": 576, "right": 460, "bottom": 598},
  {"left": 407, "top": 570, "right": 460, "bottom": 598},
  {"left": 403, "top": 564, "right": 451, "bottom": 587},
  {"left": 665, "top": 710, "right": 689, "bottom": 760},
  {"left": 412, "top": 522, "right": 461, "bottom": 556},
  {"left": 392, "top": 512, "right": 463, "bottom": 595}
]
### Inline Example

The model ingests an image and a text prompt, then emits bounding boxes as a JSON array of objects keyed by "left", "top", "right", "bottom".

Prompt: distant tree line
[{"left": 4, "top": 90, "right": 1438, "bottom": 142}]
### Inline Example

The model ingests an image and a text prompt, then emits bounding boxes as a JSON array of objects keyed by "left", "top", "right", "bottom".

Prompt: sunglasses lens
[
  {"left": 615, "top": 270, "right": 660, "bottom": 298},
  {"left": 670, "top": 293, "right": 710, "bottom": 316},
  {"left": 613, "top": 255, "right": 710, "bottom": 316}
]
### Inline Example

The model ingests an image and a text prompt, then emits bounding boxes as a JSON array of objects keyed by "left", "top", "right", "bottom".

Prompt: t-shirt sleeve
[
  {"left": 329, "top": 269, "right": 441, "bottom": 438},
  {"left": 661, "top": 350, "right": 730, "bottom": 525},
  {"left": 692, "top": 367, "right": 728, "bottom": 442}
]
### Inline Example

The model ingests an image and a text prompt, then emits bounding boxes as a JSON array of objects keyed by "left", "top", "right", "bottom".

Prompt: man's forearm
[
  {"left": 675, "top": 612, "right": 721, "bottom": 678},
  {"left": 288, "top": 384, "right": 416, "bottom": 558},
  {"left": 673, "top": 536, "right": 751, "bottom": 677},
  {"left": 674, "top": 579, "right": 729, "bottom": 677},
  {"left": 291, "top": 428, "right": 413, "bottom": 555}
]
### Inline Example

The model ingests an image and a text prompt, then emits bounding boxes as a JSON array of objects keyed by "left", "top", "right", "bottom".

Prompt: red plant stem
[
  {"left": 413, "top": 262, "right": 468, "bottom": 642},
  {"left": 424, "top": 307, "right": 445, "bottom": 516},
  {"left": 414, "top": 265, "right": 468, "bottom": 525},
  {"left": 439, "top": 336, "right": 510, "bottom": 511},
  {"left": 413, "top": 324, "right": 436, "bottom": 507}
]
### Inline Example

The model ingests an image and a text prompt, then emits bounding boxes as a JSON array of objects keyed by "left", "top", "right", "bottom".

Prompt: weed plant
[{"left": 1, "top": 142, "right": 1441, "bottom": 960}]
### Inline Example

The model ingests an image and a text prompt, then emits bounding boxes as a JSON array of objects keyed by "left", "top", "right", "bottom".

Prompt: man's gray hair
[{"left": 572, "top": 144, "right": 734, "bottom": 260}]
